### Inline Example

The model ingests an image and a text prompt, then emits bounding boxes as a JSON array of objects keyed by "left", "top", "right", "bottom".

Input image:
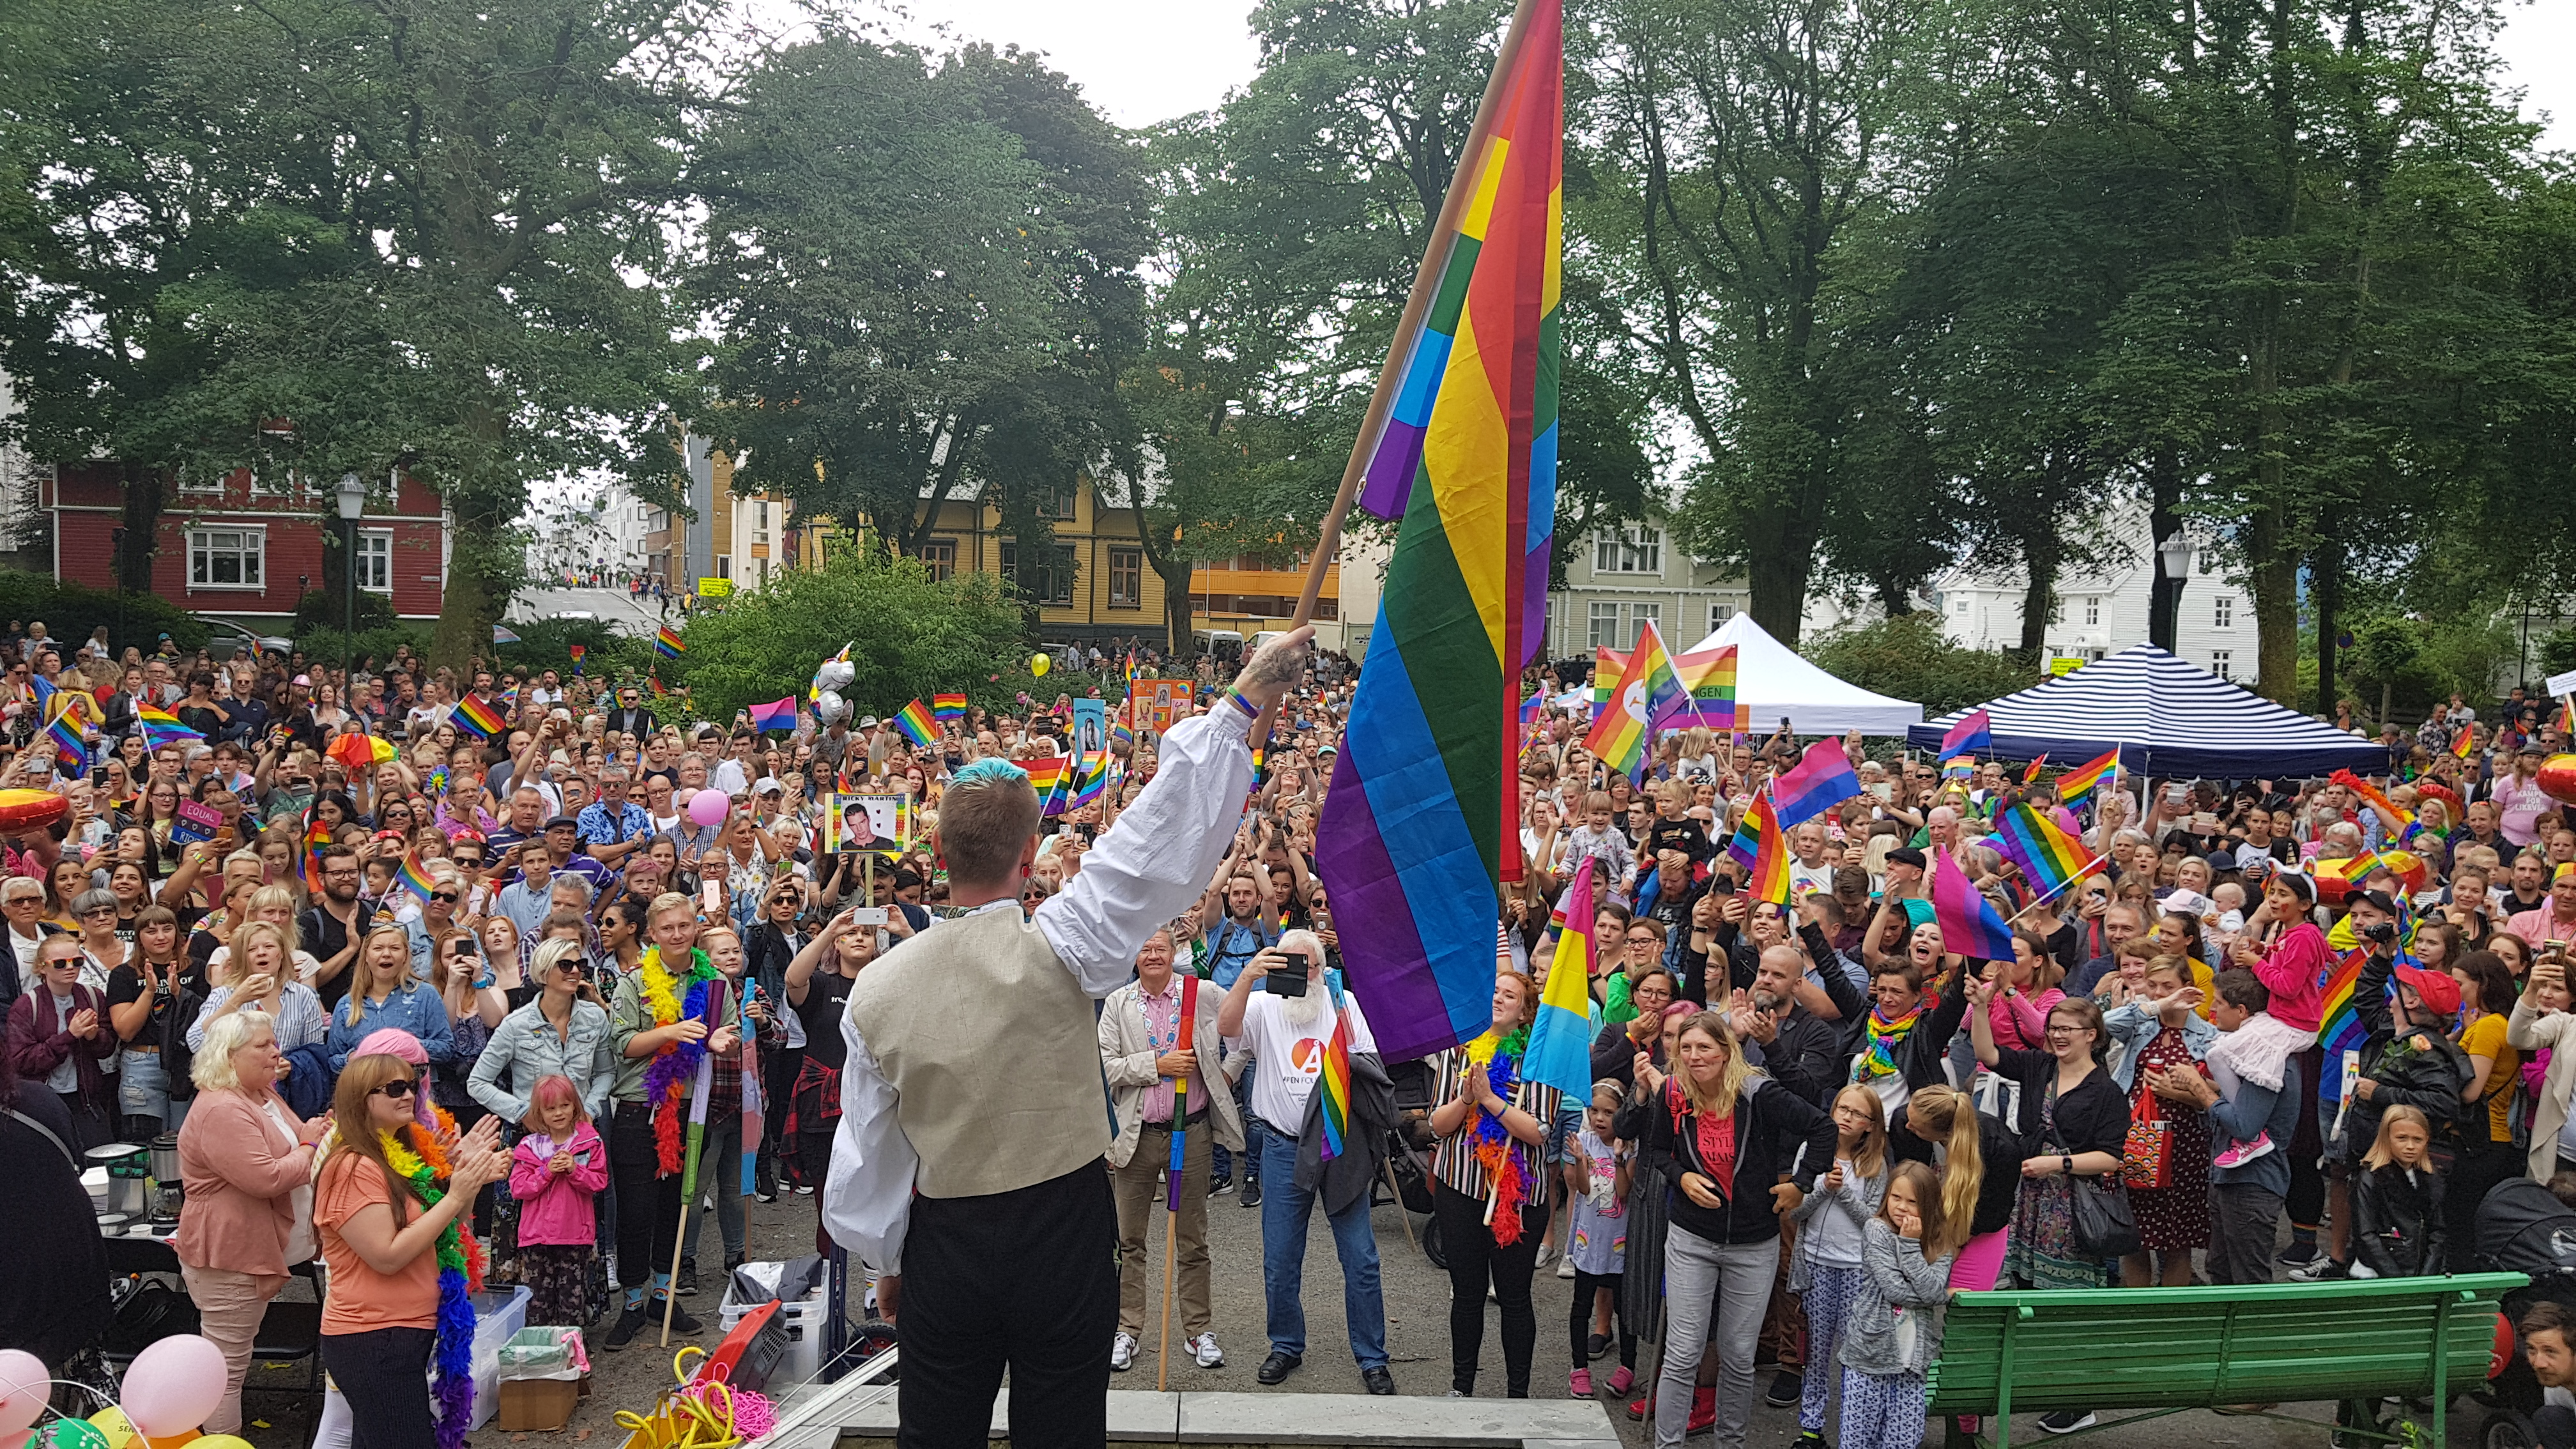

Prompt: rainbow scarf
[
  {"left": 1462, "top": 1027, "right": 1532, "bottom": 1246},
  {"left": 383, "top": 1117, "right": 484, "bottom": 1449},
  {"left": 1854, "top": 1000, "right": 1923, "bottom": 1083},
  {"left": 638, "top": 946, "right": 718, "bottom": 1174}
]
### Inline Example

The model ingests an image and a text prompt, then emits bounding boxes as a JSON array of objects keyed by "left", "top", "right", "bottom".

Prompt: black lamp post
[
  {"left": 337, "top": 472, "right": 366, "bottom": 679},
  {"left": 2152, "top": 535, "right": 2197, "bottom": 654},
  {"left": 109, "top": 526, "right": 127, "bottom": 653}
]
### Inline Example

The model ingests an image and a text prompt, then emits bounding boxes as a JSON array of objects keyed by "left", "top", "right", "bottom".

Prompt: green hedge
[{"left": 0, "top": 567, "right": 209, "bottom": 657}]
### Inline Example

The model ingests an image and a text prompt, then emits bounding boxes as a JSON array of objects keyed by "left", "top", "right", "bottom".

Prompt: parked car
[{"left": 195, "top": 618, "right": 295, "bottom": 663}]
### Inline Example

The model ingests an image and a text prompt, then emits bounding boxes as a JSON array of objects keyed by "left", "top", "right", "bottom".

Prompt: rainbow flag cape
[
  {"left": 1938, "top": 709, "right": 1993, "bottom": 763},
  {"left": 655, "top": 625, "right": 686, "bottom": 659},
  {"left": 1591, "top": 646, "right": 1627, "bottom": 719},
  {"left": 1315, "top": 0, "right": 1565, "bottom": 1064},
  {"left": 1990, "top": 802, "right": 2098, "bottom": 901},
  {"left": 747, "top": 697, "right": 796, "bottom": 732},
  {"left": 1741, "top": 787, "right": 1793, "bottom": 905},
  {"left": 933, "top": 693, "right": 967, "bottom": 726},
  {"left": 452, "top": 694, "right": 505, "bottom": 740},
  {"left": 1583, "top": 620, "right": 1685, "bottom": 778},
  {"left": 1669, "top": 645, "right": 1741, "bottom": 730},
  {"left": 891, "top": 700, "right": 937, "bottom": 747},
  {"left": 136, "top": 703, "right": 200, "bottom": 752},
  {"left": 2052, "top": 747, "right": 2117, "bottom": 806},
  {"left": 1770, "top": 738, "right": 1860, "bottom": 828},
  {"left": 1524, "top": 857, "right": 1602, "bottom": 1100}
]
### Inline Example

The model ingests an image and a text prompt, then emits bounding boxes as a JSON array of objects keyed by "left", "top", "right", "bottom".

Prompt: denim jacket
[
  {"left": 469, "top": 998, "right": 617, "bottom": 1124},
  {"left": 2103, "top": 998, "right": 2217, "bottom": 1092},
  {"left": 323, "top": 983, "right": 456, "bottom": 1075}
]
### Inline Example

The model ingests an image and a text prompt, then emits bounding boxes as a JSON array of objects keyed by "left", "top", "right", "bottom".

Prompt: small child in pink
[{"left": 510, "top": 1074, "right": 608, "bottom": 1327}]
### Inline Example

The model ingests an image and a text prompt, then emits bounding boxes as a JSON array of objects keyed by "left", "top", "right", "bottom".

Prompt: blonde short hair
[{"left": 192, "top": 1009, "right": 277, "bottom": 1092}]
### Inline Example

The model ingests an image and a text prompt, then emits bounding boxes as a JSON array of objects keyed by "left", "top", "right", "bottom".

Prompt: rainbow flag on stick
[
  {"left": 2451, "top": 723, "right": 2476, "bottom": 758},
  {"left": 933, "top": 693, "right": 967, "bottom": 727},
  {"left": 43, "top": 690, "right": 88, "bottom": 770},
  {"left": 1583, "top": 620, "right": 1685, "bottom": 779},
  {"left": 1669, "top": 645, "right": 1741, "bottom": 731},
  {"left": 452, "top": 694, "right": 505, "bottom": 740},
  {"left": 1522, "top": 857, "right": 1602, "bottom": 1100},
  {"left": 655, "top": 625, "right": 686, "bottom": 659},
  {"left": 1591, "top": 646, "right": 1627, "bottom": 719},
  {"left": 1020, "top": 756, "right": 1070, "bottom": 796},
  {"left": 1070, "top": 749, "right": 1108, "bottom": 809},
  {"left": 2021, "top": 754, "right": 2048, "bottom": 786},
  {"left": 891, "top": 700, "right": 937, "bottom": 747},
  {"left": 1314, "top": 0, "right": 1565, "bottom": 1064},
  {"left": 1989, "top": 802, "right": 2101, "bottom": 903},
  {"left": 2052, "top": 747, "right": 2118, "bottom": 806},
  {"left": 136, "top": 703, "right": 200, "bottom": 752},
  {"left": 1740, "top": 788, "right": 1793, "bottom": 905},
  {"left": 393, "top": 852, "right": 440, "bottom": 908}
]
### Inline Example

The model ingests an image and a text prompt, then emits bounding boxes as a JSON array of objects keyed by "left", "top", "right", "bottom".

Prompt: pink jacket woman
[{"left": 507, "top": 1121, "right": 608, "bottom": 1246}]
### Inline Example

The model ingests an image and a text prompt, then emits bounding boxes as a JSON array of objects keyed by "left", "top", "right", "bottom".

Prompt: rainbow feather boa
[
  {"left": 1463, "top": 1027, "right": 1531, "bottom": 1247},
  {"left": 639, "top": 946, "right": 717, "bottom": 1174},
  {"left": 383, "top": 1112, "right": 485, "bottom": 1449}
]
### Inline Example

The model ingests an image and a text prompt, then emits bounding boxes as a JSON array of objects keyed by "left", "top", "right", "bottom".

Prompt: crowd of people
[{"left": 8, "top": 608, "right": 2576, "bottom": 1449}]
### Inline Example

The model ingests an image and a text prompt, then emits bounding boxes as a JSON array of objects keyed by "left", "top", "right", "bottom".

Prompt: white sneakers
[{"left": 1112, "top": 1330, "right": 1224, "bottom": 1370}]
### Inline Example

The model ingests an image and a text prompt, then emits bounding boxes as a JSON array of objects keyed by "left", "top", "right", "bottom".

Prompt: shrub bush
[{"left": 0, "top": 567, "right": 209, "bottom": 657}]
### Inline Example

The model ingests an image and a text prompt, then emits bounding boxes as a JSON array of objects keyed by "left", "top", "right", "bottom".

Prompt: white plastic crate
[
  {"left": 716, "top": 1261, "right": 829, "bottom": 1390},
  {"left": 464, "top": 1285, "right": 532, "bottom": 1430}
]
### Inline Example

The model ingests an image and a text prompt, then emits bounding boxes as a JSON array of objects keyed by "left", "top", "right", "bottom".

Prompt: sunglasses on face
[
  {"left": 431, "top": 891, "right": 461, "bottom": 904},
  {"left": 371, "top": 1078, "right": 418, "bottom": 1099}
]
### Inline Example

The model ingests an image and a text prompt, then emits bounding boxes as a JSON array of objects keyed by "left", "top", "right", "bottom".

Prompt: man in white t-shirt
[{"left": 1214, "top": 927, "right": 1392, "bottom": 1393}]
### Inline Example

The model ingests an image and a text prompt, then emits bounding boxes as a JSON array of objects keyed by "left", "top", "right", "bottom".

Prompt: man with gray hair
[
  {"left": 1214, "top": 924, "right": 1392, "bottom": 1395},
  {"left": 825, "top": 625, "right": 1314, "bottom": 1446}
]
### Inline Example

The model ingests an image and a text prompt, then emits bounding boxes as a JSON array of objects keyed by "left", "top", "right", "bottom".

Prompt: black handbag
[{"left": 2046, "top": 1081, "right": 2141, "bottom": 1258}]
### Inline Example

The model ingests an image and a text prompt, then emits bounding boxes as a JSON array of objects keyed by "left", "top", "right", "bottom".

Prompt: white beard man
[{"left": 824, "top": 627, "right": 1312, "bottom": 1448}]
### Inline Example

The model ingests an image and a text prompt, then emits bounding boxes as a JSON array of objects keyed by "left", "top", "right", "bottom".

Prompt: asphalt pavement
[
  {"left": 217, "top": 1178, "right": 2497, "bottom": 1449},
  {"left": 505, "top": 585, "right": 670, "bottom": 637}
]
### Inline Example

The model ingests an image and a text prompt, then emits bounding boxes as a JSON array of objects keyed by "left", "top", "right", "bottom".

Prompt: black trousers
[
  {"left": 610, "top": 1105, "right": 683, "bottom": 1295},
  {"left": 321, "top": 1326, "right": 436, "bottom": 1449},
  {"left": 1434, "top": 1181, "right": 1547, "bottom": 1396},
  {"left": 898, "top": 1160, "right": 1117, "bottom": 1449}
]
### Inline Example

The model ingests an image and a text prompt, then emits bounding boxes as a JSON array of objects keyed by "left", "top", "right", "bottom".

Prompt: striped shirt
[{"left": 1428, "top": 1046, "right": 1561, "bottom": 1209}]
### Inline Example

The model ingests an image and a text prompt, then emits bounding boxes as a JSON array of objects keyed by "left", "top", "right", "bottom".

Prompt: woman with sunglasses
[
  {"left": 471, "top": 939, "right": 617, "bottom": 1126},
  {"left": 326, "top": 925, "right": 455, "bottom": 1079}
]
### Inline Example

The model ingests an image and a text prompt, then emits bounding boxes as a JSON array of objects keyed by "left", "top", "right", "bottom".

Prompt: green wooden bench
[{"left": 1926, "top": 1273, "right": 2527, "bottom": 1449}]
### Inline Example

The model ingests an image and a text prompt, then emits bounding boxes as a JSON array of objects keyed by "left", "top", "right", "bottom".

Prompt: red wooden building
[{"left": 45, "top": 464, "right": 450, "bottom": 623}]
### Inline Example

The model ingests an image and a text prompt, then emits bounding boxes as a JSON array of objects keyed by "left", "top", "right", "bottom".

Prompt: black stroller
[
  {"left": 2472, "top": 1177, "right": 2576, "bottom": 1449},
  {"left": 1370, "top": 1056, "right": 1445, "bottom": 1264}
]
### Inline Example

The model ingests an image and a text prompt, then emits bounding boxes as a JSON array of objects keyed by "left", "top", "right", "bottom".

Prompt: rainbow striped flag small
[
  {"left": 2452, "top": 723, "right": 2476, "bottom": 758},
  {"left": 747, "top": 698, "right": 796, "bottom": 732},
  {"left": 453, "top": 694, "right": 506, "bottom": 740},
  {"left": 1591, "top": 646, "right": 1627, "bottom": 719},
  {"left": 646, "top": 675, "right": 667, "bottom": 698},
  {"left": 137, "top": 703, "right": 200, "bottom": 752},
  {"left": 1669, "top": 645, "right": 1741, "bottom": 731},
  {"left": 296, "top": 811, "right": 334, "bottom": 894},
  {"left": 394, "top": 852, "right": 440, "bottom": 907},
  {"left": 44, "top": 691, "right": 88, "bottom": 769},
  {"left": 933, "top": 693, "right": 967, "bottom": 726},
  {"left": 568, "top": 643, "right": 586, "bottom": 673},
  {"left": 892, "top": 699, "right": 937, "bottom": 747},
  {"left": 1314, "top": 987, "right": 1355, "bottom": 1161},
  {"left": 1070, "top": 749, "right": 1108, "bottom": 809},
  {"left": 1991, "top": 802, "right": 2098, "bottom": 900},
  {"left": 2052, "top": 747, "right": 2117, "bottom": 806},
  {"left": 656, "top": 625, "right": 686, "bottom": 659},
  {"left": 2021, "top": 754, "right": 2048, "bottom": 786},
  {"left": 1020, "top": 756, "right": 1070, "bottom": 795},
  {"left": 1742, "top": 788, "right": 1793, "bottom": 905}
]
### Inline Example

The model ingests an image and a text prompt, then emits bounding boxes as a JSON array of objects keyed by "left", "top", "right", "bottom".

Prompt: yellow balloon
[
  {"left": 1030, "top": 653, "right": 1050, "bottom": 678},
  {"left": 85, "top": 1411, "right": 131, "bottom": 1449},
  {"left": 185, "top": 1439, "right": 252, "bottom": 1449}
]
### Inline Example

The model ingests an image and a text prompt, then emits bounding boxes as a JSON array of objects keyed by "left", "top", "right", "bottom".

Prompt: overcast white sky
[{"left": 875, "top": 0, "right": 2571, "bottom": 145}]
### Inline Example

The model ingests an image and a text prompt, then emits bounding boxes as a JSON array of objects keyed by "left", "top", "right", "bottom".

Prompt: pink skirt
[{"left": 1949, "top": 1227, "right": 2008, "bottom": 1291}]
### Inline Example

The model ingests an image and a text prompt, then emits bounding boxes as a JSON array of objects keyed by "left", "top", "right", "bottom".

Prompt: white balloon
[
  {"left": 817, "top": 660, "right": 855, "bottom": 692},
  {"left": 814, "top": 689, "right": 848, "bottom": 725}
]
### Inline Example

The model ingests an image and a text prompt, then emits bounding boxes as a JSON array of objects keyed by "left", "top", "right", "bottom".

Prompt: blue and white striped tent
[{"left": 1906, "top": 644, "right": 2387, "bottom": 778}]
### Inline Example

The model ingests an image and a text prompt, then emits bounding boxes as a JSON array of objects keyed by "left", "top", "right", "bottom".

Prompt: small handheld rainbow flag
[
  {"left": 137, "top": 703, "right": 201, "bottom": 752},
  {"left": 747, "top": 697, "right": 797, "bottom": 732},
  {"left": 2451, "top": 723, "right": 2476, "bottom": 758},
  {"left": 656, "top": 625, "right": 686, "bottom": 659},
  {"left": 1313, "top": 986, "right": 1355, "bottom": 1162},
  {"left": 1669, "top": 644, "right": 1742, "bottom": 731},
  {"left": 1020, "top": 756, "right": 1071, "bottom": 795},
  {"left": 1070, "top": 749, "right": 1108, "bottom": 809},
  {"left": 2559, "top": 697, "right": 2575, "bottom": 737},
  {"left": 647, "top": 675, "right": 667, "bottom": 698},
  {"left": 326, "top": 731, "right": 396, "bottom": 770},
  {"left": 569, "top": 643, "right": 586, "bottom": 673},
  {"left": 2021, "top": 754, "right": 2048, "bottom": 786},
  {"left": 1583, "top": 622, "right": 1685, "bottom": 777},
  {"left": 43, "top": 690, "right": 88, "bottom": 770},
  {"left": 1163, "top": 977, "right": 1200, "bottom": 1212},
  {"left": 452, "top": 694, "right": 506, "bottom": 740},
  {"left": 891, "top": 700, "right": 937, "bottom": 747},
  {"left": 933, "top": 693, "right": 967, "bottom": 727},
  {"left": 295, "top": 811, "right": 334, "bottom": 894},
  {"left": 1742, "top": 788, "right": 1793, "bottom": 905},
  {"left": 1990, "top": 802, "right": 2100, "bottom": 901},
  {"left": 2052, "top": 747, "right": 2118, "bottom": 806},
  {"left": 1590, "top": 646, "right": 1628, "bottom": 719},
  {"left": 394, "top": 852, "right": 440, "bottom": 907}
]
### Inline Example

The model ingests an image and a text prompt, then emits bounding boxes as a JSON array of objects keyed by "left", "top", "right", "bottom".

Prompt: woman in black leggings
[{"left": 1425, "top": 972, "right": 1561, "bottom": 1397}]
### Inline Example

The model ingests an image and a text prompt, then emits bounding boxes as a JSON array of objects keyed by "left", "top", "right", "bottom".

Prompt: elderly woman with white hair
[{"left": 176, "top": 1009, "right": 332, "bottom": 1435}]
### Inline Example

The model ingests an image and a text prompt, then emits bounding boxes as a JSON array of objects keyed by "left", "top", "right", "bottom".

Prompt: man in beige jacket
[{"left": 1100, "top": 925, "right": 1245, "bottom": 1374}]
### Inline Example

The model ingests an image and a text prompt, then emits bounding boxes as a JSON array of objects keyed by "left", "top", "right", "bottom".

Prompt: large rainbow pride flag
[{"left": 1317, "top": 0, "right": 1564, "bottom": 1064}]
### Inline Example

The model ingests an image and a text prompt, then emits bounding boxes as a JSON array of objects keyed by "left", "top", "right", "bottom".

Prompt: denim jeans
[
  {"left": 1212, "top": 1062, "right": 1262, "bottom": 1186},
  {"left": 117, "top": 1049, "right": 188, "bottom": 1135},
  {"left": 1257, "top": 1126, "right": 1386, "bottom": 1369},
  {"left": 681, "top": 1116, "right": 746, "bottom": 1265}
]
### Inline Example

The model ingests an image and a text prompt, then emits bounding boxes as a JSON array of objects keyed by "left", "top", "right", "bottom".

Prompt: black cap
[
  {"left": 891, "top": 868, "right": 923, "bottom": 890},
  {"left": 1888, "top": 847, "right": 1928, "bottom": 870},
  {"left": 2352, "top": 887, "right": 2399, "bottom": 917},
  {"left": 544, "top": 814, "right": 579, "bottom": 832}
]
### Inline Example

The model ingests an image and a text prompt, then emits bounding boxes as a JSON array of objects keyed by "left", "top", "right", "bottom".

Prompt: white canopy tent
[{"left": 1676, "top": 613, "right": 1926, "bottom": 736}]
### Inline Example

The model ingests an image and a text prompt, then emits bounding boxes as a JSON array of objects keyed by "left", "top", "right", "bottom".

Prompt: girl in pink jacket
[
  {"left": 509, "top": 1075, "right": 609, "bottom": 1328},
  {"left": 2231, "top": 874, "right": 2330, "bottom": 1038}
]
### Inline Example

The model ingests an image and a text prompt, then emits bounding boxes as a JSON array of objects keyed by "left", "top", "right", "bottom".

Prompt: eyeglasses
[
  {"left": 370, "top": 1078, "right": 418, "bottom": 1099},
  {"left": 431, "top": 891, "right": 461, "bottom": 904}
]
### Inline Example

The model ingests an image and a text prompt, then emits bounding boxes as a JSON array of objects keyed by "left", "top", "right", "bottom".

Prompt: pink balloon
[
  {"left": 0, "top": 1348, "right": 47, "bottom": 1439},
  {"left": 685, "top": 789, "right": 731, "bottom": 829},
  {"left": 117, "top": 1335, "right": 225, "bottom": 1438}
]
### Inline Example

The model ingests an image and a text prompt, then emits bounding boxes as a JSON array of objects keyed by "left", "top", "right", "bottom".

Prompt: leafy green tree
[
  {"left": 1800, "top": 614, "right": 2034, "bottom": 717},
  {"left": 670, "top": 555, "right": 1029, "bottom": 726},
  {"left": 689, "top": 32, "right": 1151, "bottom": 577}
]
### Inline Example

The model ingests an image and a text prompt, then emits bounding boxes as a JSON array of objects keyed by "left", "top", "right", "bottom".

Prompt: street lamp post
[
  {"left": 2154, "top": 534, "right": 2197, "bottom": 655},
  {"left": 337, "top": 472, "right": 367, "bottom": 678}
]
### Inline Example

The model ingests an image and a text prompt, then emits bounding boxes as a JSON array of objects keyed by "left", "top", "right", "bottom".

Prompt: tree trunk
[
  {"left": 2147, "top": 450, "right": 2182, "bottom": 650},
  {"left": 116, "top": 463, "right": 163, "bottom": 596},
  {"left": 432, "top": 497, "right": 509, "bottom": 675},
  {"left": 2312, "top": 530, "right": 2342, "bottom": 716},
  {"left": 2248, "top": 500, "right": 2300, "bottom": 706},
  {"left": 1746, "top": 527, "right": 1816, "bottom": 648},
  {"left": 2017, "top": 548, "right": 2057, "bottom": 664}
]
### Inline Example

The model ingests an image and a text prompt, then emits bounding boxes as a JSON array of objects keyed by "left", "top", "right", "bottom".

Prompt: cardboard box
[{"left": 496, "top": 1374, "right": 582, "bottom": 1432}]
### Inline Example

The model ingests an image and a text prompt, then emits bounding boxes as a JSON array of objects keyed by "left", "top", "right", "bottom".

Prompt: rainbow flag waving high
[
  {"left": 136, "top": 703, "right": 201, "bottom": 752},
  {"left": 1739, "top": 787, "right": 1793, "bottom": 905},
  {"left": 1315, "top": 0, "right": 1566, "bottom": 1064},
  {"left": 2052, "top": 747, "right": 2119, "bottom": 806},
  {"left": 1669, "top": 645, "right": 1741, "bottom": 731},
  {"left": 1523, "top": 857, "right": 1602, "bottom": 1100},
  {"left": 891, "top": 699, "right": 937, "bottom": 747},
  {"left": 1070, "top": 749, "right": 1108, "bottom": 809},
  {"left": 933, "top": 693, "right": 967, "bottom": 727},
  {"left": 452, "top": 694, "right": 505, "bottom": 740},
  {"left": 1583, "top": 620, "right": 1686, "bottom": 779},
  {"left": 1591, "top": 646, "right": 1627, "bottom": 719},
  {"left": 655, "top": 625, "right": 686, "bottom": 659},
  {"left": 393, "top": 852, "right": 440, "bottom": 907},
  {"left": 1990, "top": 802, "right": 2099, "bottom": 901},
  {"left": 1020, "top": 755, "right": 1070, "bottom": 795}
]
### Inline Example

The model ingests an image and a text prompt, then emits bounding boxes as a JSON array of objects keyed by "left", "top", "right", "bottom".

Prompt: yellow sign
[
  {"left": 2050, "top": 656, "right": 2083, "bottom": 677},
  {"left": 697, "top": 578, "right": 733, "bottom": 598}
]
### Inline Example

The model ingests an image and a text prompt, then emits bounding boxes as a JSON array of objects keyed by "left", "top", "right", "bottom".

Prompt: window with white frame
[
  {"left": 1588, "top": 602, "right": 1621, "bottom": 650},
  {"left": 2083, "top": 597, "right": 2101, "bottom": 626},
  {"left": 187, "top": 528, "right": 263, "bottom": 588},
  {"left": 1629, "top": 602, "right": 1660, "bottom": 648},
  {"left": 1593, "top": 526, "right": 1662, "bottom": 575},
  {"left": 2211, "top": 650, "right": 2232, "bottom": 680},
  {"left": 355, "top": 530, "right": 392, "bottom": 593},
  {"left": 2212, "top": 595, "right": 2233, "bottom": 629},
  {"left": 1710, "top": 601, "right": 1735, "bottom": 632}
]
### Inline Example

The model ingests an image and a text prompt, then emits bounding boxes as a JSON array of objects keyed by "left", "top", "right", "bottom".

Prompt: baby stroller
[
  {"left": 2472, "top": 1177, "right": 2576, "bottom": 1449},
  {"left": 1370, "top": 1056, "right": 1444, "bottom": 1265}
]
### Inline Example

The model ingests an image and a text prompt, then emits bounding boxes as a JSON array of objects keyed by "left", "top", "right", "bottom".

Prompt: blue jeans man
[{"left": 1256, "top": 1126, "right": 1387, "bottom": 1377}]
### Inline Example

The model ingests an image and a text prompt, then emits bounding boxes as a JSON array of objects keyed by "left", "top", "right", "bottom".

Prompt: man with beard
[{"left": 296, "top": 845, "right": 367, "bottom": 1009}]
